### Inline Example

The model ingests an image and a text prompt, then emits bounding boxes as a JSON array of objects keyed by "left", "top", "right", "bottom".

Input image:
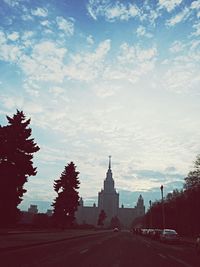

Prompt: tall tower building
[
  {"left": 75, "top": 156, "right": 145, "bottom": 228},
  {"left": 98, "top": 156, "right": 119, "bottom": 223}
]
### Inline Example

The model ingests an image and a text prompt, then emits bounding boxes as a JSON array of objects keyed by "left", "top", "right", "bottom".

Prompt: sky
[{"left": 0, "top": 0, "right": 200, "bottom": 212}]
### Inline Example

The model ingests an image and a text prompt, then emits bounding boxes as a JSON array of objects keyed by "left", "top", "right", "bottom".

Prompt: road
[{"left": 0, "top": 231, "right": 199, "bottom": 267}]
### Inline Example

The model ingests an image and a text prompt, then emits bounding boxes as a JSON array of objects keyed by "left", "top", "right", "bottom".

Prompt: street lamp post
[
  {"left": 149, "top": 200, "right": 152, "bottom": 228},
  {"left": 160, "top": 185, "right": 165, "bottom": 230}
]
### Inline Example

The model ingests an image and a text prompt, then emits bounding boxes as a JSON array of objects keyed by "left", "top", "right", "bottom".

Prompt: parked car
[
  {"left": 196, "top": 234, "right": 200, "bottom": 254},
  {"left": 160, "top": 229, "right": 180, "bottom": 244},
  {"left": 113, "top": 227, "right": 119, "bottom": 232},
  {"left": 152, "top": 229, "right": 163, "bottom": 240}
]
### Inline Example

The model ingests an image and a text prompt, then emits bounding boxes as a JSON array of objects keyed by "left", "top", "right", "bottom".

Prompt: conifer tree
[
  {"left": 0, "top": 110, "right": 40, "bottom": 227},
  {"left": 97, "top": 209, "right": 107, "bottom": 227},
  {"left": 52, "top": 162, "right": 80, "bottom": 228}
]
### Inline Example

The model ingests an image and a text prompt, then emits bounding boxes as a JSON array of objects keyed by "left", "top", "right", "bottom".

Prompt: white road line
[
  {"left": 158, "top": 253, "right": 167, "bottom": 259},
  {"left": 80, "top": 248, "right": 89, "bottom": 254},
  {"left": 169, "top": 255, "right": 194, "bottom": 267}
]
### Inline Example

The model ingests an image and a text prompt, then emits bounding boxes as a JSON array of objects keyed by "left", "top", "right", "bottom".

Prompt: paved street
[{"left": 0, "top": 231, "right": 199, "bottom": 267}]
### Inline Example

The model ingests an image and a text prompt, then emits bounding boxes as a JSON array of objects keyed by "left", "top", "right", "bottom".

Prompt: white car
[{"left": 160, "top": 229, "right": 180, "bottom": 244}]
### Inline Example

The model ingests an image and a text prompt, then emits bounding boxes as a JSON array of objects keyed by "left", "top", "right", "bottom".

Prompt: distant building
[
  {"left": 28, "top": 204, "right": 38, "bottom": 214},
  {"left": 46, "top": 209, "right": 53, "bottom": 216},
  {"left": 75, "top": 157, "right": 145, "bottom": 228}
]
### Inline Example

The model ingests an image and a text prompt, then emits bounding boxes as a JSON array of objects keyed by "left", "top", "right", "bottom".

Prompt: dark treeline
[{"left": 143, "top": 155, "right": 200, "bottom": 236}]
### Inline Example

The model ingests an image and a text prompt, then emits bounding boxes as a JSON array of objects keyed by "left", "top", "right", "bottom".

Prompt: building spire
[{"left": 108, "top": 155, "right": 111, "bottom": 169}]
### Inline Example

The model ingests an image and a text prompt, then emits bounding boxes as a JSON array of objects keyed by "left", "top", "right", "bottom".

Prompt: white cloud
[
  {"left": 0, "top": 94, "right": 23, "bottom": 109},
  {"left": 49, "top": 86, "right": 65, "bottom": 96},
  {"left": 136, "top": 25, "right": 146, "bottom": 36},
  {"left": 56, "top": 16, "right": 74, "bottom": 36},
  {"left": 7, "top": 32, "right": 20, "bottom": 41},
  {"left": 21, "top": 14, "right": 34, "bottom": 21},
  {"left": 192, "top": 22, "right": 200, "bottom": 36},
  {"left": 92, "top": 82, "right": 119, "bottom": 98},
  {"left": 191, "top": 0, "right": 200, "bottom": 10},
  {"left": 87, "top": 35, "right": 94, "bottom": 45},
  {"left": 136, "top": 25, "right": 153, "bottom": 38},
  {"left": 3, "top": 0, "right": 19, "bottom": 7},
  {"left": 118, "top": 43, "right": 157, "bottom": 64},
  {"left": 158, "top": 0, "right": 183, "bottom": 12},
  {"left": 31, "top": 7, "right": 48, "bottom": 17},
  {"left": 169, "top": 40, "right": 185, "bottom": 53},
  {"left": 106, "top": 2, "right": 139, "bottom": 21},
  {"left": 87, "top": 0, "right": 139, "bottom": 21},
  {"left": 40, "top": 20, "right": 51, "bottom": 27},
  {"left": 20, "top": 41, "right": 67, "bottom": 83},
  {"left": 166, "top": 7, "right": 190, "bottom": 26},
  {"left": 0, "top": 31, "right": 22, "bottom": 62},
  {"left": 65, "top": 39, "right": 111, "bottom": 81}
]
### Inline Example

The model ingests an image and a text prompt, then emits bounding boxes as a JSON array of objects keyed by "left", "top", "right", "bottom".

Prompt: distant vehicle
[
  {"left": 160, "top": 229, "right": 180, "bottom": 243},
  {"left": 196, "top": 234, "right": 200, "bottom": 254},
  {"left": 152, "top": 229, "right": 162, "bottom": 240},
  {"left": 113, "top": 228, "right": 119, "bottom": 232}
]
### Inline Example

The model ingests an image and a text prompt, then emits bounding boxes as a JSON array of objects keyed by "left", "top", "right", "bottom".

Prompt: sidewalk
[{"left": 0, "top": 229, "right": 109, "bottom": 251}]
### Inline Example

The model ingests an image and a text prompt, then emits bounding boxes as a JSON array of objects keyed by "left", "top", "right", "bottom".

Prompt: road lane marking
[
  {"left": 158, "top": 253, "right": 167, "bottom": 259},
  {"left": 169, "top": 255, "right": 194, "bottom": 267},
  {"left": 80, "top": 248, "right": 89, "bottom": 254}
]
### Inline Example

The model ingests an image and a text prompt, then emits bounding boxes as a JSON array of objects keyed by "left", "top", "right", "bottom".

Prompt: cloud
[
  {"left": 49, "top": 86, "right": 65, "bottom": 96},
  {"left": 158, "top": 0, "right": 183, "bottom": 12},
  {"left": 19, "top": 41, "right": 67, "bottom": 83},
  {"left": 190, "top": 0, "right": 200, "bottom": 10},
  {"left": 7, "top": 32, "right": 20, "bottom": 41},
  {"left": 169, "top": 40, "right": 185, "bottom": 53},
  {"left": 87, "top": 35, "right": 94, "bottom": 45},
  {"left": 87, "top": 0, "right": 139, "bottom": 21},
  {"left": 103, "top": 43, "right": 157, "bottom": 83},
  {"left": 192, "top": 22, "right": 200, "bottom": 36},
  {"left": 166, "top": 7, "right": 190, "bottom": 26},
  {"left": 31, "top": 7, "right": 48, "bottom": 17},
  {"left": 136, "top": 25, "right": 153, "bottom": 38},
  {"left": 3, "top": 0, "right": 19, "bottom": 7},
  {"left": 0, "top": 94, "right": 23, "bottom": 110},
  {"left": 0, "top": 31, "right": 22, "bottom": 62},
  {"left": 65, "top": 39, "right": 111, "bottom": 81},
  {"left": 56, "top": 16, "right": 74, "bottom": 36}
]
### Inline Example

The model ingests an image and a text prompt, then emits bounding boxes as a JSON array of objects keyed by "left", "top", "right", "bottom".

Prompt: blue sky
[{"left": 1, "top": 0, "right": 200, "bottom": 212}]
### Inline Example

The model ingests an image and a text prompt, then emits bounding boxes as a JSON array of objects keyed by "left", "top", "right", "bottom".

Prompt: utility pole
[
  {"left": 149, "top": 200, "right": 152, "bottom": 228},
  {"left": 160, "top": 185, "right": 166, "bottom": 229}
]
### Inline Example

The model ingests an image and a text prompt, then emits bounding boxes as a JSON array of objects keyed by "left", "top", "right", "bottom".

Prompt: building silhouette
[{"left": 75, "top": 156, "right": 145, "bottom": 228}]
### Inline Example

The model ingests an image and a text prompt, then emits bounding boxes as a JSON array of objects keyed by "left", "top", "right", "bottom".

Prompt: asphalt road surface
[{"left": 0, "top": 231, "right": 199, "bottom": 267}]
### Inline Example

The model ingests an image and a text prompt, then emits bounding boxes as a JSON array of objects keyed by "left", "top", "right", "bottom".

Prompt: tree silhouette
[
  {"left": 110, "top": 216, "right": 120, "bottom": 229},
  {"left": 0, "top": 110, "right": 40, "bottom": 227},
  {"left": 52, "top": 162, "right": 80, "bottom": 229},
  {"left": 184, "top": 154, "right": 200, "bottom": 189},
  {"left": 97, "top": 209, "right": 107, "bottom": 227}
]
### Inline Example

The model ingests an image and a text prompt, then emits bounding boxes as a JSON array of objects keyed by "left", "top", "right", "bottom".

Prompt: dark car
[{"left": 160, "top": 229, "right": 180, "bottom": 243}]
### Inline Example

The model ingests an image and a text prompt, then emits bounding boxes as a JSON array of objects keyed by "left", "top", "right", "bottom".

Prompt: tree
[
  {"left": 184, "top": 154, "right": 200, "bottom": 190},
  {"left": 110, "top": 216, "right": 120, "bottom": 229},
  {"left": 0, "top": 110, "right": 40, "bottom": 227},
  {"left": 97, "top": 209, "right": 107, "bottom": 227},
  {"left": 52, "top": 162, "right": 80, "bottom": 228}
]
